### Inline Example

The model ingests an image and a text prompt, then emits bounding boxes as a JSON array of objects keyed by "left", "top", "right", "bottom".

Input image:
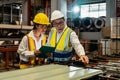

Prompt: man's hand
[{"left": 79, "top": 55, "right": 89, "bottom": 64}]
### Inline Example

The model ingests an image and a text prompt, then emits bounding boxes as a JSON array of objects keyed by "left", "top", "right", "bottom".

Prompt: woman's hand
[{"left": 34, "top": 50, "right": 41, "bottom": 55}]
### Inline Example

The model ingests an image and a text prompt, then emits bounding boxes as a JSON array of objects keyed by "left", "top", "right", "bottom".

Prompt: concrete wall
[
  {"left": 22, "top": 1, "right": 28, "bottom": 25},
  {"left": 51, "top": 0, "right": 58, "bottom": 13},
  {"left": 51, "top": 0, "right": 67, "bottom": 19},
  {"left": 59, "top": 0, "right": 67, "bottom": 19},
  {"left": 106, "top": 0, "right": 116, "bottom": 26}
]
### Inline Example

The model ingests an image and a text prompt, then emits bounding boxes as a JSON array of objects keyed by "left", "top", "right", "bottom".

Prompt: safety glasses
[{"left": 52, "top": 21, "right": 64, "bottom": 27}]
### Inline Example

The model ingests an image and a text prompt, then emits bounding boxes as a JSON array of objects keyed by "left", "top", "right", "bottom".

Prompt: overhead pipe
[
  {"left": 45, "top": 0, "right": 49, "bottom": 16},
  {"left": 27, "top": 0, "right": 31, "bottom": 25}
]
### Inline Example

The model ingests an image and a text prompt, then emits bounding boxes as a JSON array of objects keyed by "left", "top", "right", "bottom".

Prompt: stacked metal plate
[{"left": 0, "top": 64, "right": 103, "bottom": 80}]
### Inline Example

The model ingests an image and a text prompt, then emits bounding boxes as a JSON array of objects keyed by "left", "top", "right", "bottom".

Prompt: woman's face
[{"left": 36, "top": 24, "right": 46, "bottom": 33}]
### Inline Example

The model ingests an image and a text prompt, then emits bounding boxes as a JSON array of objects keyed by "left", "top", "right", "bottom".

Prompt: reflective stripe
[
  {"left": 26, "top": 35, "right": 36, "bottom": 65},
  {"left": 65, "top": 28, "right": 73, "bottom": 50},
  {"left": 56, "top": 28, "right": 69, "bottom": 50},
  {"left": 50, "top": 29, "right": 56, "bottom": 47},
  {"left": 41, "top": 34, "right": 47, "bottom": 46},
  {"left": 27, "top": 35, "right": 36, "bottom": 51},
  {"left": 53, "top": 51, "right": 72, "bottom": 58},
  {"left": 54, "top": 57, "right": 71, "bottom": 62},
  {"left": 53, "top": 51, "right": 73, "bottom": 62}
]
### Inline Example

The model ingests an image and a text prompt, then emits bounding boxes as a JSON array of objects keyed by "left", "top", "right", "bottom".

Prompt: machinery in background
[{"left": 67, "top": 16, "right": 106, "bottom": 32}]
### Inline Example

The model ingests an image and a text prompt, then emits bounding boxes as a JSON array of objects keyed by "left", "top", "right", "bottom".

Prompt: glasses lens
[{"left": 53, "top": 21, "right": 64, "bottom": 27}]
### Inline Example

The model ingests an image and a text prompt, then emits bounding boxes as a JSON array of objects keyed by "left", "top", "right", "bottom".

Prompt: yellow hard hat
[{"left": 33, "top": 13, "right": 50, "bottom": 25}]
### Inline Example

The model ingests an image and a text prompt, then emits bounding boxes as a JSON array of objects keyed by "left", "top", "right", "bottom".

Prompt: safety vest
[
  {"left": 49, "top": 27, "right": 73, "bottom": 62},
  {"left": 27, "top": 34, "right": 47, "bottom": 65},
  {"left": 27, "top": 34, "right": 47, "bottom": 51}
]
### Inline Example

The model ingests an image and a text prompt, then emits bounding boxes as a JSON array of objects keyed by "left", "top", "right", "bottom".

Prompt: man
[{"left": 47, "top": 10, "right": 89, "bottom": 64}]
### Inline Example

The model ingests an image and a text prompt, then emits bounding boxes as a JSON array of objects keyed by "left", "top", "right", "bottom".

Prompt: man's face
[{"left": 52, "top": 18, "right": 65, "bottom": 33}]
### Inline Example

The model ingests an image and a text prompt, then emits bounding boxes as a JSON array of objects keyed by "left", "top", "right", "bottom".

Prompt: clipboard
[
  {"left": 39, "top": 46, "right": 55, "bottom": 54},
  {"left": 36, "top": 46, "right": 55, "bottom": 58}
]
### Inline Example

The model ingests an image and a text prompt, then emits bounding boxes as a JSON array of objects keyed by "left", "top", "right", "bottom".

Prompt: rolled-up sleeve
[{"left": 70, "top": 32, "right": 85, "bottom": 56}]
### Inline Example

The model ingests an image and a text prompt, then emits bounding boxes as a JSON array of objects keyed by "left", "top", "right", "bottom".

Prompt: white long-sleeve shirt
[
  {"left": 47, "top": 25, "right": 85, "bottom": 57},
  {"left": 17, "top": 31, "right": 44, "bottom": 62}
]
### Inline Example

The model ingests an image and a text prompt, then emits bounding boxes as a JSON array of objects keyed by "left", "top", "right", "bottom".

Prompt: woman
[{"left": 17, "top": 13, "right": 50, "bottom": 69}]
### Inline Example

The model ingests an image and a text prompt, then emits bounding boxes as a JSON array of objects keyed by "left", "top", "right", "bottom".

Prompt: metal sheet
[
  {"left": 0, "top": 64, "right": 102, "bottom": 80},
  {"left": 42, "top": 68, "right": 102, "bottom": 80}
]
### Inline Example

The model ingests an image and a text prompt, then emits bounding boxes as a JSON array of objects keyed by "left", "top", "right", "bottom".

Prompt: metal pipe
[{"left": 45, "top": 0, "right": 49, "bottom": 16}]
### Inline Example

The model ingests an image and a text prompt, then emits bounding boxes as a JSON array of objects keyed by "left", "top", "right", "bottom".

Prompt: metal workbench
[{"left": 0, "top": 64, "right": 103, "bottom": 80}]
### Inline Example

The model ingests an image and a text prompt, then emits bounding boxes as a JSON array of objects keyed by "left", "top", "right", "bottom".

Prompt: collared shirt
[
  {"left": 17, "top": 30, "right": 44, "bottom": 61},
  {"left": 47, "top": 25, "right": 85, "bottom": 57}
]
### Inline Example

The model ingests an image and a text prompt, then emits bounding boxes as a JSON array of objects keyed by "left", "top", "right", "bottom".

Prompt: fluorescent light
[{"left": 73, "top": 6, "right": 80, "bottom": 13}]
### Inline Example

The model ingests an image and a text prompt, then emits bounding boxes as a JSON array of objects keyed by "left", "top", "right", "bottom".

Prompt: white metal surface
[{"left": 0, "top": 64, "right": 102, "bottom": 80}]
